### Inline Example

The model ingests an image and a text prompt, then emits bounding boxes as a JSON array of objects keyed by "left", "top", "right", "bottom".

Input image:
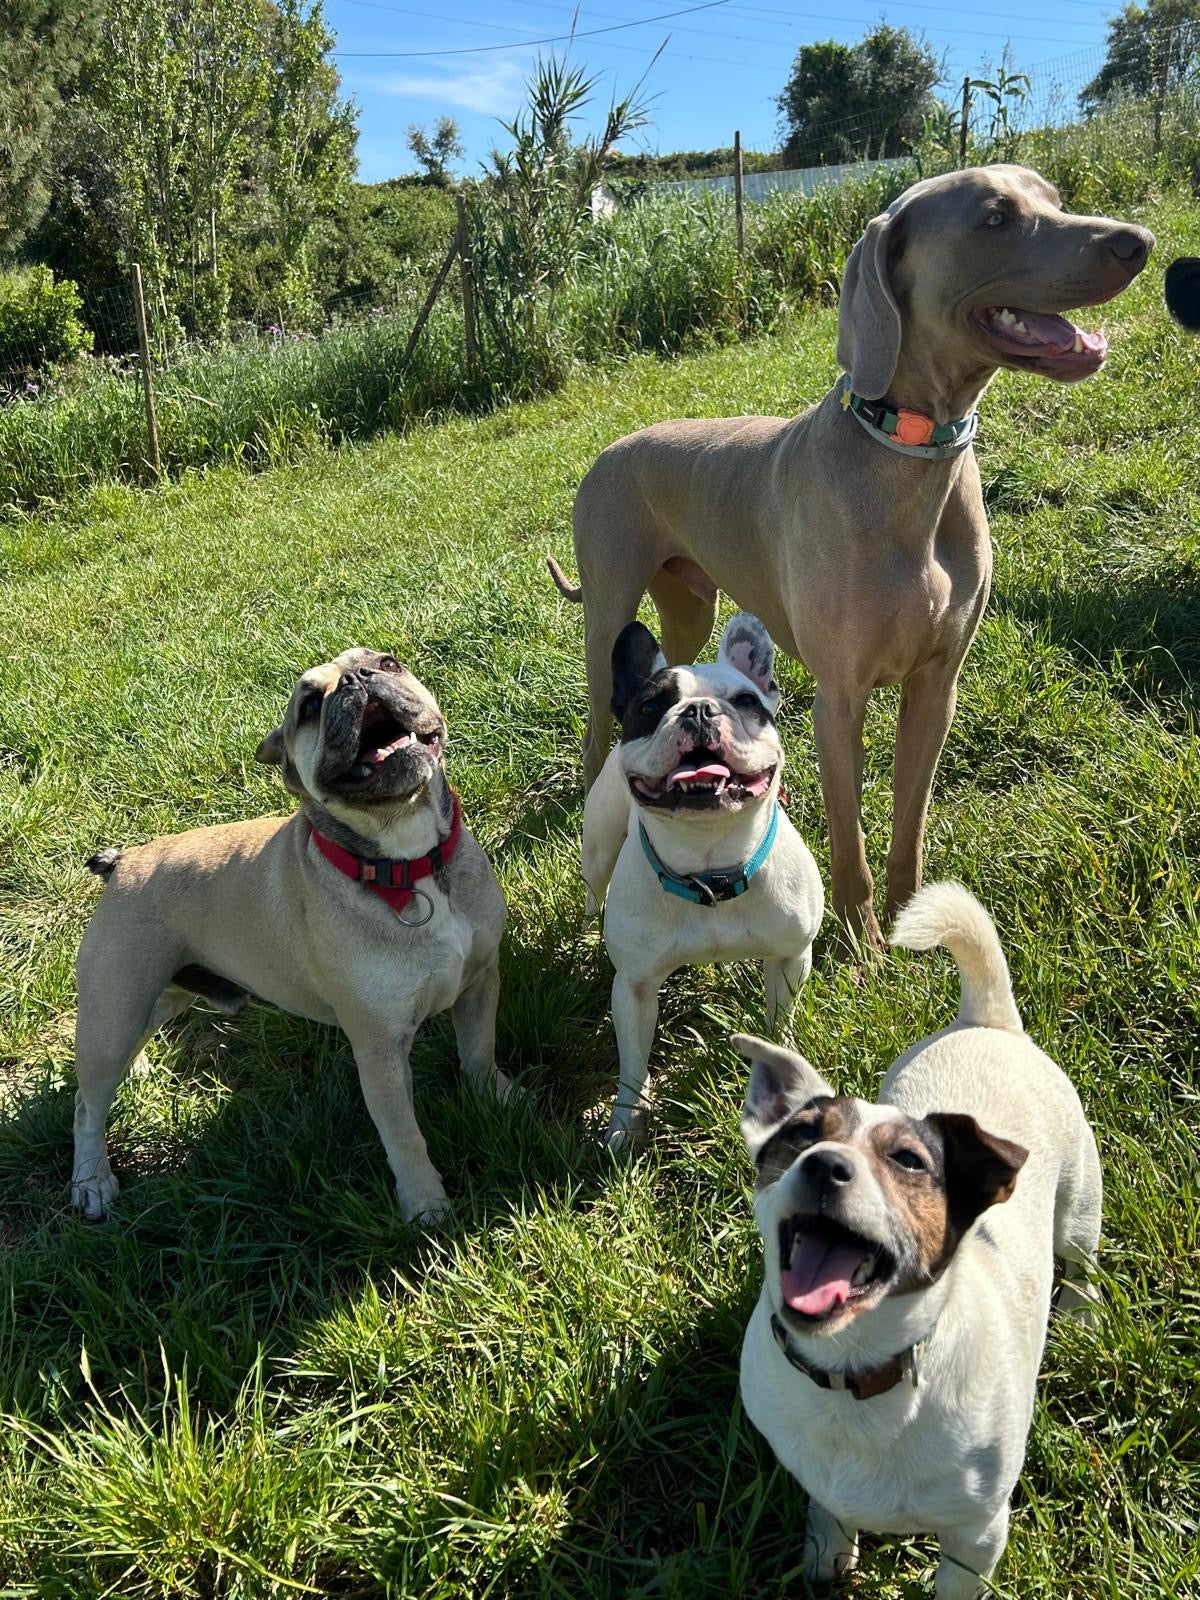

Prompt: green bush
[{"left": 0, "top": 266, "right": 93, "bottom": 374}]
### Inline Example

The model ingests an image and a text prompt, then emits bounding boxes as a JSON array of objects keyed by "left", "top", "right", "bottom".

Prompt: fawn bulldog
[
  {"left": 582, "top": 613, "right": 823, "bottom": 1148},
  {"left": 72, "top": 648, "right": 510, "bottom": 1225},
  {"left": 736, "top": 881, "right": 1101, "bottom": 1597}
]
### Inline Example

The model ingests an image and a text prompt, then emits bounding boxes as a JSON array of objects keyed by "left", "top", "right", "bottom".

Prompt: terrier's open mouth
[
  {"left": 630, "top": 749, "right": 776, "bottom": 810},
  {"left": 778, "top": 1214, "right": 895, "bottom": 1325},
  {"left": 972, "top": 305, "right": 1108, "bottom": 374},
  {"left": 343, "top": 699, "right": 440, "bottom": 783}
]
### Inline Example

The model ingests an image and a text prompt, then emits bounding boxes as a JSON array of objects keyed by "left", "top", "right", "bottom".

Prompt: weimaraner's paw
[{"left": 71, "top": 1162, "right": 119, "bottom": 1221}]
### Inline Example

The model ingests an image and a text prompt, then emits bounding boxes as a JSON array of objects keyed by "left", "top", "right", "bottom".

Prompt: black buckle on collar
[{"left": 690, "top": 869, "right": 747, "bottom": 904}]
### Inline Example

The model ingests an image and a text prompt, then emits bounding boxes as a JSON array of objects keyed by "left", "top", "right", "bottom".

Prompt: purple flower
[
  {"left": 267, "top": 324, "right": 283, "bottom": 336},
  {"left": 24, "top": 381, "right": 40, "bottom": 394}
]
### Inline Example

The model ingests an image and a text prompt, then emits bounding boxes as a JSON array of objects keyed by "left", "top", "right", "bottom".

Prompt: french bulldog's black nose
[
  {"left": 1109, "top": 226, "right": 1153, "bottom": 271},
  {"left": 681, "top": 698, "right": 720, "bottom": 724},
  {"left": 804, "top": 1148, "right": 854, "bottom": 1189}
]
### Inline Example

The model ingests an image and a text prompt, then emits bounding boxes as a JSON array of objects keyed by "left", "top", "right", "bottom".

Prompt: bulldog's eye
[
  {"left": 639, "top": 697, "right": 663, "bottom": 719},
  {"left": 733, "top": 691, "right": 761, "bottom": 712},
  {"left": 298, "top": 690, "right": 323, "bottom": 722},
  {"left": 985, "top": 210, "right": 1007, "bottom": 228},
  {"left": 890, "top": 1147, "right": 927, "bottom": 1172},
  {"left": 379, "top": 655, "right": 401, "bottom": 672}
]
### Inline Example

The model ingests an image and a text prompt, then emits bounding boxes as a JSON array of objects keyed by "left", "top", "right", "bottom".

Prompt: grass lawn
[{"left": 1, "top": 190, "right": 1197, "bottom": 1598}]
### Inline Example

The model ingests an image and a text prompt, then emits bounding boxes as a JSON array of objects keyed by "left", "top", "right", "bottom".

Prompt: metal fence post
[
  {"left": 959, "top": 76, "right": 970, "bottom": 167},
  {"left": 455, "top": 190, "right": 478, "bottom": 375},
  {"left": 734, "top": 129, "right": 745, "bottom": 256},
  {"left": 130, "top": 262, "right": 161, "bottom": 478}
]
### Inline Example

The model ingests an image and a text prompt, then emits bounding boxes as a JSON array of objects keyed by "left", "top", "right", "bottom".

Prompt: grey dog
[
  {"left": 72, "top": 649, "right": 509, "bottom": 1225},
  {"left": 550, "top": 164, "right": 1152, "bottom": 951}
]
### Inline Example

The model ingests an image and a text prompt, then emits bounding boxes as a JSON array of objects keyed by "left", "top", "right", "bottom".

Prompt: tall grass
[{"left": 1, "top": 109, "right": 1191, "bottom": 518}]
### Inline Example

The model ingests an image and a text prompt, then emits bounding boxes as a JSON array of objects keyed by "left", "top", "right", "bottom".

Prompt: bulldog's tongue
[
  {"left": 782, "top": 1233, "right": 872, "bottom": 1318},
  {"left": 668, "top": 761, "right": 731, "bottom": 786}
]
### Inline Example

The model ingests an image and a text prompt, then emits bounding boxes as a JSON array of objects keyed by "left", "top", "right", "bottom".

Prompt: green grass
[{"left": 0, "top": 189, "right": 1198, "bottom": 1598}]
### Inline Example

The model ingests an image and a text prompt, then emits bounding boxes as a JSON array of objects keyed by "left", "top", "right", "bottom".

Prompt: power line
[{"left": 331, "top": 0, "right": 734, "bottom": 56}]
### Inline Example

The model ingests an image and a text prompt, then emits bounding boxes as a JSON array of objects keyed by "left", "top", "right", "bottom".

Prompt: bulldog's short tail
[
  {"left": 891, "top": 881, "right": 1023, "bottom": 1034},
  {"left": 86, "top": 846, "right": 123, "bottom": 880},
  {"left": 546, "top": 554, "right": 583, "bottom": 602}
]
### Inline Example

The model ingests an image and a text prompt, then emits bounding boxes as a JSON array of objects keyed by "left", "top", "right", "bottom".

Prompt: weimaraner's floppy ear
[
  {"left": 717, "top": 613, "right": 781, "bottom": 715},
  {"left": 734, "top": 1033, "right": 834, "bottom": 1160},
  {"left": 837, "top": 208, "right": 903, "bottom": 401},
  {"left": 611, "top": 620, "right": 667, "bottom": 721}
]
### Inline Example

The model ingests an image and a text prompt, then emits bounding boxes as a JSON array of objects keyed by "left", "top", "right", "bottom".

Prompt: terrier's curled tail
[{"left": 891, "top": 880, "right": 1023, "bottom": 1034}]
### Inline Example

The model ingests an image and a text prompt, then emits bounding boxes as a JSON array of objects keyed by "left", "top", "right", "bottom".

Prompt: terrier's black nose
[{"left": 804, "top": 1148, "right": 854, "bottom": 1189}]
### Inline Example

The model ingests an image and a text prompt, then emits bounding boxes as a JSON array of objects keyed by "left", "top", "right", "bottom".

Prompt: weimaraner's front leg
[
  {"left": 812, "top": 684, "right": 883, "bottom": 954},
  {"left": 884, "top": 661, "right": 960, "bottom": 923}
]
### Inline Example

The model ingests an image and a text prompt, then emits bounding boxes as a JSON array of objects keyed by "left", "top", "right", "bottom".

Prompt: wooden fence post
[
  {"left": 455, "top": 190, "right": 478, "bottom": 375},
  {"left": 1152, "top": 36, "right": 1170, "bottom": 154},
  {"left": 402, "top": 234, "right": 461, "bottom": 367},
  {"left": 959, "top": 76, "right": 970, "bottom": 167},
  {"left": 130, "top": 262, "right": 161, "bottom": 478},
  {"left": 733, "top": 129, "right": 745, "bottom": 256}
]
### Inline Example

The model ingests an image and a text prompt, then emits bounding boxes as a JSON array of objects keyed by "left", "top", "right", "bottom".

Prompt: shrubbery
[{"left": 0, "top": 266, "right": 92, "bottom": 377}]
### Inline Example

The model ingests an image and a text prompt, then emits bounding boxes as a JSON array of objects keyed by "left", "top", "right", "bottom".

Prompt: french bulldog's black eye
[
  {"left": 379, "top": 655, "right": 401, "bottom": 672},
  {"left": 733, "top": 691, "right": 761, "bottom": 712},
  {"left": 639, "top": 697, "right": 662, "bottom": 718},
  {"left": 890, "top": 1147, "right": 927, "bottom": 1172},
  {"left": 298, "top": 690, "right": 322, "bottom": 722}
]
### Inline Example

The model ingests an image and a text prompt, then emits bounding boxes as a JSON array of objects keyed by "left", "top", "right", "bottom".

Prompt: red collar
[{"left": 309, "top": 791, "right": 462, "bottom": 914}]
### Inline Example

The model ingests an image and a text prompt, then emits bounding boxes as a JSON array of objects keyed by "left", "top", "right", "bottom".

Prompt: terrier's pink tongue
[
  {"left": 669, "top": 761, "right": 731, "bottom": 785},
  {"left": 781, "top": 1234, "right": 871, "bottom": 1317}
]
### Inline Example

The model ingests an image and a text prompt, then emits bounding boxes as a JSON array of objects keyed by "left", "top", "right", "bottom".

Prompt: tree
[
  {"left": 0, "top": 0, "right": 98, "bottom": 254},
  {"left": 407, "top": 117, "right": 464, "bottom": 186},
  {"left": 777, "top": 24, "right": 942, "bottom": 167},
  {"left": 1080, "top": 0, "right": 1200, "bottom": 109}
]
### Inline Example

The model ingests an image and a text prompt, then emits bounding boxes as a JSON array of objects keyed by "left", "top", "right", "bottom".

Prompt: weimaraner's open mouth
[{"left": 970, "top": 305, "right": 1109, "bottom": 377}]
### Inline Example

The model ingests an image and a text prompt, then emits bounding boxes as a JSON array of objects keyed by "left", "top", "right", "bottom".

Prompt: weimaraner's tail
[
  {"left": 891, "top": 881, "right": 1024, "bottom": 1034},
  {"left": 546, "top": 554, "right": 583, "bottom": 602}
]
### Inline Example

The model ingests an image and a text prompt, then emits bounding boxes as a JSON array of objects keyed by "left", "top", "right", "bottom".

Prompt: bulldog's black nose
[
  {"left": 681, "top": 698, "right": 720, "bottom": 725},
  {"left": 339, "top": 665, "right": 376, "bottom": 690},
  {"left": 1109, "top": 226, "right": 1153, "bottom": 271},
  {"left": 804, "top": 1148, "right": 854, "bottom": 1189}
]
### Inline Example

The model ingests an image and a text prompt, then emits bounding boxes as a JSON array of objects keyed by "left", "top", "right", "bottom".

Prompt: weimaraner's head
[{"left": 838, "top": 164, "right": 1154, "bottom": 400}]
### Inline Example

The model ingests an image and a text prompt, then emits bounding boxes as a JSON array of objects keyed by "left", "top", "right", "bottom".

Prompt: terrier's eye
[
  {"left": 379, "top": 655, "right": 401, "bottom": 671},
  {"left": 733, "top": 691, "right": 761, "bottom": 712},
  {"left": 298, "top": 690, "right": 323, "bottom": 722},
  {"left": 890, "top": 1147, "right": 927, "bottom": 1172}
]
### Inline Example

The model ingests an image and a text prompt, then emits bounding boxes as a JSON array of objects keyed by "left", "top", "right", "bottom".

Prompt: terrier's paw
[
  {"left": 802, "top": 1505, "right": 859, "bottom": 1584},
  {"left": 71, "top": 1163, "right": 119, "bottom": 1221}
]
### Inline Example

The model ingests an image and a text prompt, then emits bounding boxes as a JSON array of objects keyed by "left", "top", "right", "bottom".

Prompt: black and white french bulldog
[
  {"left": 72, "top": 648, "right": 510, "bottom": 1226},
  {"left": 581, "top": 613, "right": 824, "bottom": 1148}
]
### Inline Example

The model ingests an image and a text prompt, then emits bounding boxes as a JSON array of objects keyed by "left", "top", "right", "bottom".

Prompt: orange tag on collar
[{"left": 894, "top": 408, "right": 936, "bottom": 446}]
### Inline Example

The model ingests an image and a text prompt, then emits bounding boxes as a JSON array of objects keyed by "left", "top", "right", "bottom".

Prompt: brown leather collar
[{"left": 770, "top": 1311, "right": 922, "bottom": 1401}]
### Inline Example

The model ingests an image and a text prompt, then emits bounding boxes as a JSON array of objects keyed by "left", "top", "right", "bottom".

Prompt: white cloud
[{"left": 363, "top": 59, "right": 530, "bottom": 116}]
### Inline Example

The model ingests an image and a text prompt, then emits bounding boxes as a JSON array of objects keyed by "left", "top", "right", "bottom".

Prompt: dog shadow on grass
[{"left": 995, "top": 560, "right": 1200, "bottom": 724}]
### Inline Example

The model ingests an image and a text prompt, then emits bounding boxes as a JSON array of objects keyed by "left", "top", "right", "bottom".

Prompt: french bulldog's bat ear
[
  {"left": 930, "top": 1111, "right": 1029, "bottom": 1233},
  {"left": 611, "top": 620, "right": 667, "bottom": 721},
  {"left": 254, "top": 726, "right": 285, "bottom": 766},
  {"left": 734, "top": 1033, "right": 833, "bottom": 1157},
  {"left": 717, "top": 614, "right": 780, "bottom": 714}
]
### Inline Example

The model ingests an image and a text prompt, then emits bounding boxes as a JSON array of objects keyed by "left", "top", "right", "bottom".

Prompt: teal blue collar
[
  {"left": 638, "top": 802, "right": 780, "bottom": 907},
  {"left": 841, "top": 378, "right": 978, "bottom": 460}
]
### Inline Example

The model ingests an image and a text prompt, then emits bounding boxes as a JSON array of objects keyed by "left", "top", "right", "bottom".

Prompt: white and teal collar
[{"left": 841, "top": 377, "right": 978, "bottom": 460}]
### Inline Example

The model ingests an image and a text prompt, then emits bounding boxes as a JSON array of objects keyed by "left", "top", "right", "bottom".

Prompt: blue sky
[{"left": 327, "top": 0, "right": 1119, "bottom": 184}]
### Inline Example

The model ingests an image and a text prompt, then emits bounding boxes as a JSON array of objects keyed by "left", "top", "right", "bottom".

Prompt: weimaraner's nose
[{"left": 1110, "top": 226, "right": 1154, "bottom": 271}]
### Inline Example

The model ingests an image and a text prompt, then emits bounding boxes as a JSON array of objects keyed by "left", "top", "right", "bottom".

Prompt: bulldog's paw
[
  {"left": 71, "top": 1162, "right": 119, "bottom": 1221},
  {"left": 802, "top": 1502, "right": 859, "bottom": 1584}
]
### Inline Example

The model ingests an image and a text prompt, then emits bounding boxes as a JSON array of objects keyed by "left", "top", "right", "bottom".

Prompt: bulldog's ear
[
  {"left": 611, "top": 620, "right": 667, "bottom": 721},
  {"left": 930, "top": 1112, "right": 1029, "bottom": 1233},
  {"left": 734, "top": 1033, "right": 834, "bottom": 1158},
  {"left": 837, "top": 205, "right": 904, "bottom": 401},
  {"left": 717, "top": 614, "right": 780, "bottom": 714},
  {"left": 254, "top": 726, "right": 285, "bottom": 766}
]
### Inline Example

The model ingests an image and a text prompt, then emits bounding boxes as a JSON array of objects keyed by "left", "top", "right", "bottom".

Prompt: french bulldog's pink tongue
[
  {"left": 669, "top": 761, "right": 731, "bottom": 785},
  {"left": 781, "top": 1234, "right": 871, "bottom": 1317}
]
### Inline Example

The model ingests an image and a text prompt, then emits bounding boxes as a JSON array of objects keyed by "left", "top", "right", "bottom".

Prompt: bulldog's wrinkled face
[
  {"left": 611, "top": 614, "right": 784, "bottom": 816},
  {"left": 901, "top": 165, "right": 1153, "bottom": 382},
  {"left": 735, "top": 1035, "right": 1027, "bottom": 1336},
  {"left": 255, "top": 648, "right": 446, "bottom": 808}
]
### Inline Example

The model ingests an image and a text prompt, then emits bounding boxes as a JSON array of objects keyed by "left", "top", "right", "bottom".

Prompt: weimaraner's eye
[{"left": 985, "top": 212, "right": 1007, "bottom": 228}]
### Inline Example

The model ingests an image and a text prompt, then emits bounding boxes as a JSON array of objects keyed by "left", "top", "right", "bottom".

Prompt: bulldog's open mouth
[
  {"left": 778, "top": 1214, "right": 895, "bottom": 1326},
  {"left": 972, "top": 305, "right": 1108, "bottom": 376},
  {"left": 629, "top": 749, "right": 776, "bottom": 810},
  {"left": 342, "top": 699, "right": 441, "bottom": 785}
]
